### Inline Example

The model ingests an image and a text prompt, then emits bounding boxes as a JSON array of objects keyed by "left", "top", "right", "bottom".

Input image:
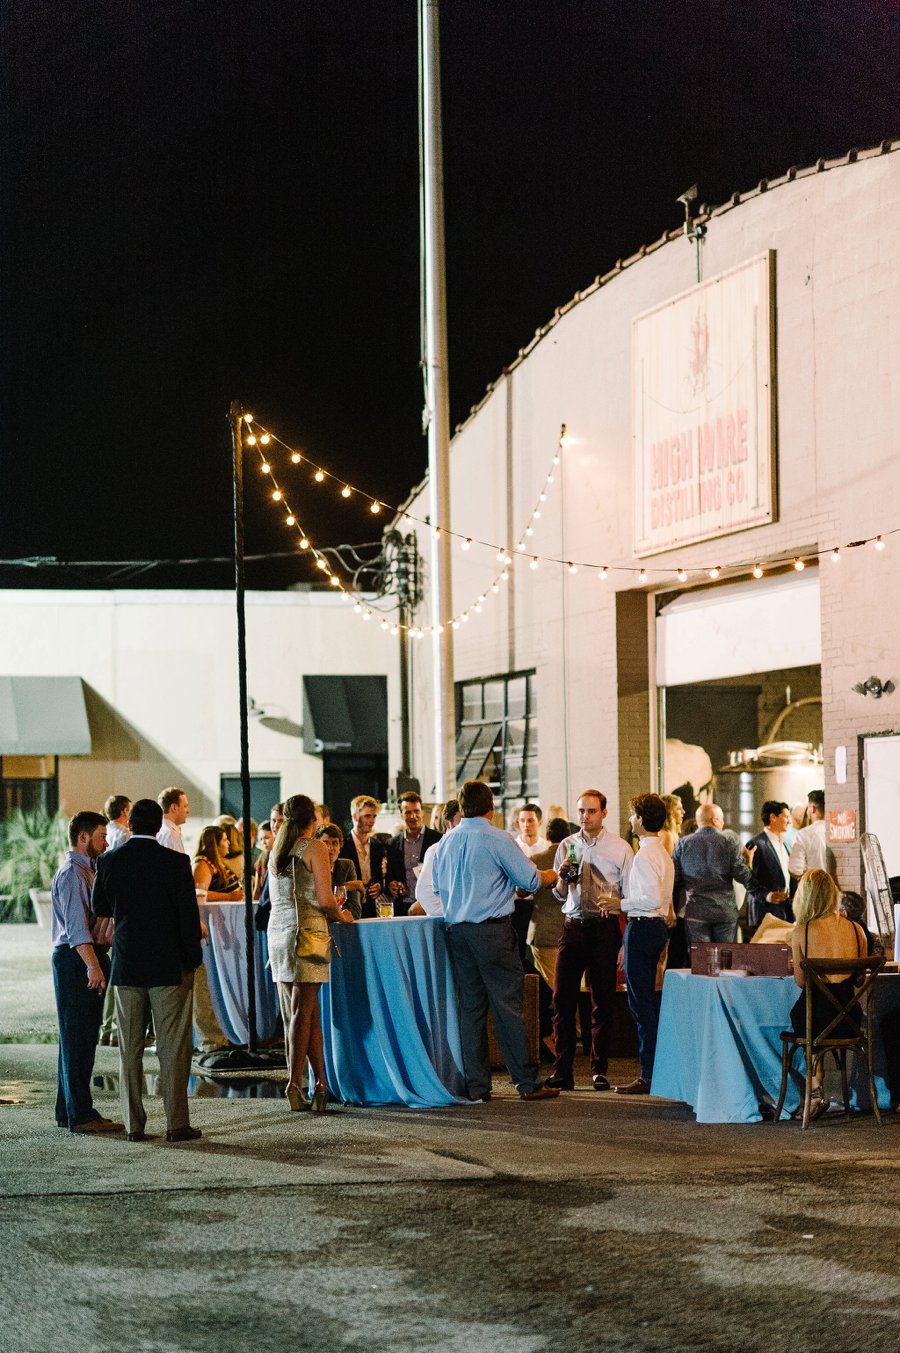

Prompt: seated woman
[
  {"left": 193, "top": 825, "right": 243, "bottom": 900},
  {"left": 315, "top": 823, "right": 365, "bottom": 920},
  {"left": 790, "top": 868, "right": 867, "bottom": 1120},
  {"left": 216, "top": 815, "right": 245, "bottom": 881}
]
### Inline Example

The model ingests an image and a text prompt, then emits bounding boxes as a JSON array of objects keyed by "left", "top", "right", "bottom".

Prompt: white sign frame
[{"left": 633, "top": 251, "right": 777, "bottom": 557}]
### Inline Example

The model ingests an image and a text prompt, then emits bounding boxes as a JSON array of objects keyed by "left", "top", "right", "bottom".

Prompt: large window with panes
[{"left": 455, "top": 671, "right": 538, "bottom": 816}]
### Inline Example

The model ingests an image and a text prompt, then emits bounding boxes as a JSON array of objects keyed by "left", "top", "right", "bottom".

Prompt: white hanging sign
[{"left": 633, "top": 251, "right": 777, "bottom": 556}]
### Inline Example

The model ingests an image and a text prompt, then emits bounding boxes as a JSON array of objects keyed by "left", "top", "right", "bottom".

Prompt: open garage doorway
[{"left": 656, "top": 570, "right": 824, "bottom": 842}]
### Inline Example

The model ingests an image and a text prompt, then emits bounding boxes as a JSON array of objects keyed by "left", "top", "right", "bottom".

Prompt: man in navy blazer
[
  {"left": 745, "top": 800, "right": 794, "bottom": 931},
  {"left": 386, "top": 792, "right": 441, "bottom": 917},
  {"left": 339, "top": 794, "right": 389, "bottom": 918},
  {"left": 92, "top": 798, "right": 203, "bottom": 1143}
]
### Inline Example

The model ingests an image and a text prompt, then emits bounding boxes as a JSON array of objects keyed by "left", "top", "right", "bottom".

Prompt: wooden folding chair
[{"left": 774, "top": 956, "right": 885, "bottom": 1128}]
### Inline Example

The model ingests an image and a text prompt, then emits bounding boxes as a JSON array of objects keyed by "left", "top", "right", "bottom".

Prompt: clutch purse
[{"left": 292, "top": 855, "right": 338, "bottom": 963}]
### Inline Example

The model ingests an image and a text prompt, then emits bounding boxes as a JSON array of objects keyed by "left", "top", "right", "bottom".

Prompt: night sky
[{"left": 1, "top": 1, "right": 897, "bottom": 589}]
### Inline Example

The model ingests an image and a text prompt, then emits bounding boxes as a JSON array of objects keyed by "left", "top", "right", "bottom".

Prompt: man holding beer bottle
[{"left": 546, "top": 790, "right": 633, "bottom": 1091}]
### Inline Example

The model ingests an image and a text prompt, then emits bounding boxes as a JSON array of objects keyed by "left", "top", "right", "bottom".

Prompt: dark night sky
[{"left": 1, "top": 1, "right": 897, "bottom": 589}]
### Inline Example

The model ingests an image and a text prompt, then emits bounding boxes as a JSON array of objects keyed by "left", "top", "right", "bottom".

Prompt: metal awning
[
  {"left": 0, "top": 676, "right": 92, "bottom": 755},
  {"left": 302, "top": 675, "right": 387, "bottom": 756}
]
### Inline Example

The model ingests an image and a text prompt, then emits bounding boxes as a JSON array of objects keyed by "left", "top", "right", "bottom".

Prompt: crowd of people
[{"left": 49, "top": 775, "right": 858, "bottom": 1138}]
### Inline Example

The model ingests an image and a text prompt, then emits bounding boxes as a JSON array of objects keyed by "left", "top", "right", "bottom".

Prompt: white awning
[
  {"left": 656, "top": 571, "right": 821, "bottom": 686},
  {"left": 0, "top": 676, "right": 92, "bottom": 755}
]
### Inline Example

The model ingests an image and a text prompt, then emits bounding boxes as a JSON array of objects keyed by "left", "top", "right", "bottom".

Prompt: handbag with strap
[{"left": 292, "top": 854, "right": 337, "bottom": 964}]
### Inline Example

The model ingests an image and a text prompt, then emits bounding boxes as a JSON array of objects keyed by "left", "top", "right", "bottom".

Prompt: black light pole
[{"left": 229, "top": 399, "right": 258, "bottom": 1053}]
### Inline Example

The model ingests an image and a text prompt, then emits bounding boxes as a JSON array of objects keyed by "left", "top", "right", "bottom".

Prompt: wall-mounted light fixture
[{"left": 851, "top": 676, "right": 895, "bottom": 699}]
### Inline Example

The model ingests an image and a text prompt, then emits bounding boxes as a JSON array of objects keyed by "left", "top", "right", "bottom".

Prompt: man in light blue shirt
[
  {"left": 51, "top": 811, "right": 122, "bottom": 1134},
  {"left": 431, "top": 780, "right": 559, "bottom": 1101}
]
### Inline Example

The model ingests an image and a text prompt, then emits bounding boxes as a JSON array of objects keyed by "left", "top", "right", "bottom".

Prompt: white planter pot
[{"left": 30, "top": 888, "right": 53, "bottom": 929}]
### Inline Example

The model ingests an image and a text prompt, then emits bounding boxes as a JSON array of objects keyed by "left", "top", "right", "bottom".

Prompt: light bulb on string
[
  {"left": 260, "top": 434, "right": 270, "bottom": 445},
  {"left": 461, "top": 613, "right": 469, "bottom": 622},
  {"left": 597, "top": 568, "right": 608, "bottom": 580},
  {"left": 370, "top": 502, "right": 382, "bottom": 515},
  {"left": 874, "top": 536, "right": 886, "bottom": 551},
  {"left": 329, "top": 576, "right": 340, "bottom": 588},
  {"left": 299, "top": 537, "right": 310, "bottom": 550},
  {"left": 462, "top": 538, "right": 472, "bottom": 551},
  {"left": 390, "top": 625, "right": 399, "bottom": 635},
  {"left": 547, "top": 474, "right": 554, "bottom": 483},
  {"left": 752, "top": 563, "right": 764, "bottom": 579},
  {"left": 433, "top": 527, "right": 442, "bottom": 539},
  {"left": 530, "top": 557, "right": 539, "bottom": 571},
  {"left": 491, "top": 583, "right": 499, "bottom": 593},
  {"left": 708, "top": 566, "right": 720, "bottom": 580},
  {"left": 291, "top": 453, "right": 301, "bottom": 464},
  {"left": 402, "top": 514, "right": 412, "bottom": 527},
  {"left": 452, "top": 620, "right": 460, "bottom": 630},
  {"left": 525, "top": 526, "right": 534, "bottom": 537},
  {"left": 676, "top": 568, "right": 687, "bottom": 582},
  {"left": 639, "top": 568, "right": 648, "bottom": 583},
  {"left": 533, "top": 509, "right": 541, "bottom": 519},
  {"left": 261, "top": 463, "right": 271, "bottom": 475},
  {"left": 316, "top": 558, "right": 327, "bottom": 571},
  {"left": 246, "top": 434, "right": 257, "bottom": 446},
  {"left": 567, "top": 562, "right": 577, "bottom": 575},
  {"left": 831, "top": 548, "right": 841, "bottom": 563},
  {"left": 501, "top": 571, "right": 509, "bottom": 583},
  {"left": 285, "top": 514, "right": 295, "bottom": 526},
  {"left": 272, "top": 490, "right": 282, "bottom": 502},
  {"left": 793, "top": 557, "right": 805, "bottom": 571},
  {"left": 243, "top": 413, "right": 253, "bottom": 424},
  {"left": 362, "top": 612, "right": 372, "bottom": 622},
  {"left": 539, "top": 492, "right": 547, "bottom": 502},
  {"left": 314, "top": 469, "right": 324, "bottom": 482},
  {"left": 354, "top": 604, "right": 362, "bottom": 614},
  {"left": 435, "top": 625, "right": 444, "bottom": 635},
  {"left": 341, "top": 485, "right": 352, "bottom": 499}
]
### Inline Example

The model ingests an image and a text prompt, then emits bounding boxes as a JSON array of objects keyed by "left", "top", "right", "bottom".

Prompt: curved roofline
[{"left": 396, "top": 136, "right": 898, "bottom": 518}]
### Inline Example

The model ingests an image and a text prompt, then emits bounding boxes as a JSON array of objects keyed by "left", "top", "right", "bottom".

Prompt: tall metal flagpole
[
  {"left": 419, "top": 0, "right": 456, "bottom": 797},
  {"left": 229, "top": 400, "right": 258, "bottom": 1053}
]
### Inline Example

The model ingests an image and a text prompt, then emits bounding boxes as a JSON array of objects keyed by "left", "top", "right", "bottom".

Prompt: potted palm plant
[{"left": 0, "top": 808, "right": 68, "bottom": 924}]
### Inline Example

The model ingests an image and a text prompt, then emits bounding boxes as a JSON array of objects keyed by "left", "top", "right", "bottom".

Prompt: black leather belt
[{"left": 564, "top": 915, "right": 619, "bottom": 925}]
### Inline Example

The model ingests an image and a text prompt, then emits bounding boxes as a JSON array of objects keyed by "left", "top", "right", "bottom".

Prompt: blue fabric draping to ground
[
  {"left": 652, "top": 969, "right": 897, "bottom": 1123},
  {"left": 200, "top": 902, "right": 278, "bottom": 1044},
  {"left": 320, "top": 918, "right": 469, "bottom": 1107},
  {"left": 652, "top": 971, "right": 804, "bottom": 1123}
]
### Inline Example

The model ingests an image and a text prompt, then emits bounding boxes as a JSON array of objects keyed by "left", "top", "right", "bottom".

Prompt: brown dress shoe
[
  {"left": 614, "top": 1077, "right": 651, "bottom": 1095},
  {"left": 166, "top": 1126, "right": 202, "bottom": 1143},
  {"left": 519, "top": 1084, "right": 561, "bottom": 1101},
  {"left": 126, "top": 1131, "right": 147, "bottom": 1142},
  {"left": 71, "top": 1117, "right": 124, "bottom": 1134}
]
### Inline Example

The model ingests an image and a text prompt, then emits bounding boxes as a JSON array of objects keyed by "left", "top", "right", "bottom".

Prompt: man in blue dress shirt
[
  {"left": 50, "top": 810, "right": 123, "bottom": 1134},
  {"left": 431, "top": 780, "right": 560, "bottom": 1102}
]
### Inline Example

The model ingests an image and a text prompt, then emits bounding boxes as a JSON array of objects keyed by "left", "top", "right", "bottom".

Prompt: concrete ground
[{"left": 2, "top": 924, "right": 899, "bottom": 1353}]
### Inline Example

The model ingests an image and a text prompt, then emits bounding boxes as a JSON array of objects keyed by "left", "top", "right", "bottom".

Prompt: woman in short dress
[
  {"left": 268, "top": 795, "right": 354, "bottom": 1112},
  {"left": 790, "top": 869, "right": 866, "bottom": 1121}
]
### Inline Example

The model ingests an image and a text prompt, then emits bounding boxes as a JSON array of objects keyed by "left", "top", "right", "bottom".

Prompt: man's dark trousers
[
  {"left": 445, "top": 919, "right": 540, "bottom": 1097},
  {"left": 552, "top": 916, "right": 621, "bottom": 1077},
  {"left": 622, "top": 916, "right": 669, "bottom": 1082},
  {"left": 52, "top": 944, "right": 107, "bottom": 1128}
]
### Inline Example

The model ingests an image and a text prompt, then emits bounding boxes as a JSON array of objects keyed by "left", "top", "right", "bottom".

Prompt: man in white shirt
[
  {"left": 408, "top": 798, "right": 461, "bottom": 916},
  {"left": 103, "top": 795, "right": 132, "bottom": 851},
  {"left": 547, "top": 789, "right": 633, "bottom": 1092},
  {"left": 156, "top": 785, "right": 225, "bottom": 1053},
  {"left": 616, "top": 793, "right": 675, "bottom": 1096},
  {"left": 789, "top": 789, "right": 834, "bottom": 879},
  {"left": 157, "top": 787, "right": 189, "bottom": 853}
]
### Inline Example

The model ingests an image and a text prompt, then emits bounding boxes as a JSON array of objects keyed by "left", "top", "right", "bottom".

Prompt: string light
[{"left": 245, "top": 414, "right": 897, "bottom": 636}]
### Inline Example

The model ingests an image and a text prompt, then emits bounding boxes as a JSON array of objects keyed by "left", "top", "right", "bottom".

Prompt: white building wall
[
  {"left": 0, "top": 589, "right": 400, "bottom": 850},
  {"left": 404, "top": 148, "right": 900, "bottom": 874}
]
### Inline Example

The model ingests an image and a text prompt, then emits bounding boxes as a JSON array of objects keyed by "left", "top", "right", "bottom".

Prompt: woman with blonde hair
[
  {"left": 789, "top": 868, "right": 866, "bottom": 1120},
  {"left": 658, "top": 795, "right": 684, "bottom": 857},
  {"left": 267, "top": 794, "right": 354, "bottom": 1112},
  {"left": 193, "top": 826, "right": 243, "bottom": 900}
]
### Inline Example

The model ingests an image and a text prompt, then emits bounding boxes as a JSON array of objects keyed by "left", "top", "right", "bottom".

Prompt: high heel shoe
[
  {"left": 311, "top": 1081, "right": 329, "bottom": 1113},
  {"left": 285, "top": 1084, "right": 309, "bottom": 1112}
]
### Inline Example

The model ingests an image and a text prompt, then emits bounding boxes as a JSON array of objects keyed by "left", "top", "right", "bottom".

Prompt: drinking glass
[
  {"left": 376, "top": 897, "right": 394, "bottom": 919},
  {"left": 334, "top": 885, "right": 347, "bottom": 907}
]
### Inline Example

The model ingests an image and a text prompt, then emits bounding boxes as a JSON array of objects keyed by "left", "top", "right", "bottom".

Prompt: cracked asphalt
[{"left": 1, "top": 1040, "right": 898, "bottom": 1353}]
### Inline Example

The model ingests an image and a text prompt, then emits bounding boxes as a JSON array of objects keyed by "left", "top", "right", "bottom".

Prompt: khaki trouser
[
  {"left": 114, "top": 972, "right": 194, "bottom": 1134},
  {"left": 193, "top": 960, "right": 228, "bottom": 1052}
]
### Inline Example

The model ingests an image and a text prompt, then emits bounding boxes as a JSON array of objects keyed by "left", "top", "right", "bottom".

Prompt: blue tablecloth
[
  {"left": 652, "top": 971, "right": 802, "bottom": 1123},
  {"left": 320, "top": 918, "right": 469, "bottom": 1108},
  {"left": 200, "top": 901, "right": 279, "bottom": 1044},
  {"left": 652, "top": 970, "right": 898, "bottom": 1123}
]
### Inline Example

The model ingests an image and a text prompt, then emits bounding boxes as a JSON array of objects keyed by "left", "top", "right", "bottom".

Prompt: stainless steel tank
[{"left": 713, "top": 742, "right": 824, "bottom": 843}]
